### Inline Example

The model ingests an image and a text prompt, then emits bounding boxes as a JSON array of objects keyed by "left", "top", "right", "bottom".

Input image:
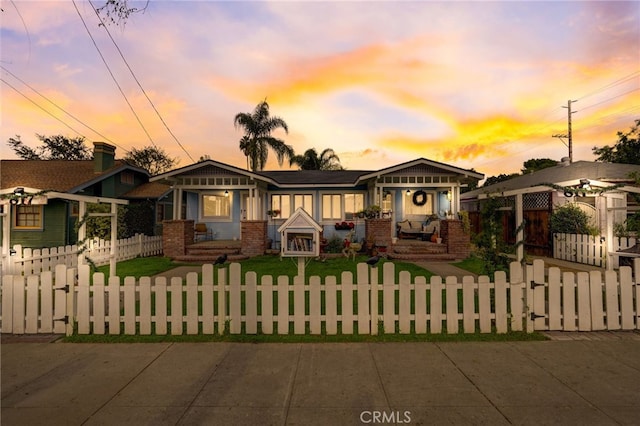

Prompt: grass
[
  {"left": 95, "top": 256, "right": 196, "bottom": 280},
  {"left": 452, "top": 256, "right": 486, "bottom": 276},
  {"left": 93, "top": 254, "right": 433, "bottom": 282}
]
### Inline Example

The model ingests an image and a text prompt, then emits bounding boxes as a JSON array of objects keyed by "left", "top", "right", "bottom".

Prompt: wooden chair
[{"left": 194, "top": 223, "right": 213, "bottom": 241}]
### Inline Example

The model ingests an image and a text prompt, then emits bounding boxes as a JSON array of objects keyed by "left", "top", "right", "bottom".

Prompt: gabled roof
[
  {"left": 0, "top": 159, "right": 149, "bottom": 193},
  {"left": 150, "top": 159, "right": 269, "bottom": 182},
  {"left": 151, "top": 157, "right": 483, "bottom": 188},
  {"left": 462, "top": 161, "right": 640, "bottom": 199},
  {"left": 257, "top": 170, "right": 370, "bottom": 186},
  {"left": 277, "top": 207, "right": 323, "bottom": 233},
  {"left": 357, "top": 157, "right": 484, "bottom": 183}
]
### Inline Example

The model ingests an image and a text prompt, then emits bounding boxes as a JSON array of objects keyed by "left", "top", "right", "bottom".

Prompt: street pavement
[{"left": 2, "top": 338, "right": 640, "bottom": 425}]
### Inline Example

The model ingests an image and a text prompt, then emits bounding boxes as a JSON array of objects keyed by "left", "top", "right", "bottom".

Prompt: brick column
[
  {"left": 162, "top": 220, "right": 194, "bottom": 258},
  {"left": 440, "top": 219, "right": 470, "bottom": 259},
  {"left": 365, "top": 218, "right": 392, "bottom": 248},
  {"left": 241, "top": 220, "right": 267, "bottom": 257}
]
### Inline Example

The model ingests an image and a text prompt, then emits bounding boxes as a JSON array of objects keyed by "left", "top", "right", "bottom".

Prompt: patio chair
[{"left": 194, "top": 223, "right": 213, "bottom": 241}]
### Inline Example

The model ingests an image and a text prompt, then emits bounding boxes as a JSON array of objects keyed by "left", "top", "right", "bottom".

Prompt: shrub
[{"left": 550, "top": 203, "right": 598, "bottom": 235}]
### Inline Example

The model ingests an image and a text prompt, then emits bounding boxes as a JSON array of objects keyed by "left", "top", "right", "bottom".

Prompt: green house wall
[{"left": 10, "top": 200, "right": 70, "bottom": 249}]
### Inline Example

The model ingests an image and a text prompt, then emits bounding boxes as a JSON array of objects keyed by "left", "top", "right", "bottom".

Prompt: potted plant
[{"left": 363, "top": 205, "right": 381, "bottom": 219}]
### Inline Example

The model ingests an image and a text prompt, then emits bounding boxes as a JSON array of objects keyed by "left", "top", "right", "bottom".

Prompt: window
[
  {"left": 201, "top": 194, "right": 230, "bottom": 219},
  {"left": 120, "top": 171, "right": 134, "bottom": 185},
  {"left": 271, "top": 194, "right": 291, "bottom": 219},
  {"left": 322, "top": 193, "right": 364, "bottom": 221},
  {"left": 344, "top": 193, "right": 364, "bottom": 220},
  {"left": 322, "top": 194, "right": 341, "bottom": 220},
  {"left": 14, "top": 205, "right": 43, "bottom": 229},
  {"left": 294, "top": 194, "right": 313, "bottom": 215}
]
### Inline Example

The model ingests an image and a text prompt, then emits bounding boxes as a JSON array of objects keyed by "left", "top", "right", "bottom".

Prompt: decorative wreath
[{"left": 412, "top": 190, "right": 427, "bottom": 206}]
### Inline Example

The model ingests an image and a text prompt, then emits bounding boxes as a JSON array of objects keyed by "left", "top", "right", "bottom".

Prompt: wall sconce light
[
  {"left": 13, "top": 187, "right": 24, "bottom": 195},
  {"left": 224, "top": 190, "right": 229, "bottom": 197},
  {"left": 406, "top": 189, "right": 411, "bottom": 196},
  {"left": 579, "top": 179, "right": 591, "bottom": 190}
]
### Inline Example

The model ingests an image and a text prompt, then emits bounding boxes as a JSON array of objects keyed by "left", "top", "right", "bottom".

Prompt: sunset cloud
[{"left": 1, "top": 1, "right": 637, "bottom": 179}]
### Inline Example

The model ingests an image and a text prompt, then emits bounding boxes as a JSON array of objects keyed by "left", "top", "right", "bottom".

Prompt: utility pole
[{"left": 552, "top": 99, "right": 578, "bottom": 163}]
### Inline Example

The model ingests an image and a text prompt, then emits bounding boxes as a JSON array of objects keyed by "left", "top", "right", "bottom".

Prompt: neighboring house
[
  {"left": 0, "top": 142, "right": 170, "bottom": 249},
  {"left": 151, "top": 157, "right": 483, "bottom": 257},
  {"left": 461, "top": 159, "right": 640, "bottom": 257}
]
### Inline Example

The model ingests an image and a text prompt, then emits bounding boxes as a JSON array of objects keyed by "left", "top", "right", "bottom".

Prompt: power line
[
  {"left": 88, "top": 0, "right": 194, "bottom": 162},
  {"left": 71, "top": 0, "right": 157, "bottom": 148},
  {"left": 1, "top": 77, "right": 87, "bottom": 138},
  {"left": 577, "top": 87, "right": 640, "bottom": 113},
  {"left": 577, "top": 70, "right": 640, "bottom": 101},
  {"left": 0, "top": 65, "right": 129, "bottom": 153}
]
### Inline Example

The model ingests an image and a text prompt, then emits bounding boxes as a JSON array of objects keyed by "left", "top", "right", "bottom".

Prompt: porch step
[
  {"left": 387, "top": 253, "right": 457, "bottom": 261},
  {"left": 185, "top": 241, "right": 242, "bottom": 257},
  {"left": 174, "top": 253, "right": 248, "bottom": 263},
  {"left": 391, "top": 243, "right": 447, "bottom": 255}
]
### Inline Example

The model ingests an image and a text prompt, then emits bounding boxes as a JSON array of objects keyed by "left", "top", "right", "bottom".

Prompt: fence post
[{"left": 65, "top": 267, "right": 76, "bottom": 336}]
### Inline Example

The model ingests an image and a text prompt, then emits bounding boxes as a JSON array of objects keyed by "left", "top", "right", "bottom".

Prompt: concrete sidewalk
[{"left": 2, "top": 340, "right": 639, "bottom": 425}]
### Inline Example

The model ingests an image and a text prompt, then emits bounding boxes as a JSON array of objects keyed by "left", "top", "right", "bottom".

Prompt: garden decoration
[
  {"left": 341, "top": 228, "right": 362, "bottom": 260},
  {"left": 412, "top": 190, "right": 428, "bottom": 206}
]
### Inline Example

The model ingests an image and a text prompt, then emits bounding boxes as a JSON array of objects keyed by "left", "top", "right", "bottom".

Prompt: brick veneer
[
  {"left": 365, "top": 218, "right": 392, "bottom": 248},
  {"left": 162, "top": 220, "right": 194, "bottom": 258},
  {"left": 241, "top": 220, "right": 267, "bottom": 257},
  {"left": 440, "top": 219, "right": 470, "bottom": 259}
]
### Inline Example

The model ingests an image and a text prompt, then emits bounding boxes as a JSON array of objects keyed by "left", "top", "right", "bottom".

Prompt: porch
[{"left": 163, "top": 218, "right": 471, "bottom": 262}]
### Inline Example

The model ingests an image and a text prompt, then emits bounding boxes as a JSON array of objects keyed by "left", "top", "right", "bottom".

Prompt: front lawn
[{"left": 96, "top": 257, "right": 194, "bottom": 279}]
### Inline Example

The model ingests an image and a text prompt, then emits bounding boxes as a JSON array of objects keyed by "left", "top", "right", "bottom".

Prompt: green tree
[
  {"left": 593, "top": 119, "right": 640, "bottom": 164},
  {"left": 521, "top": 158, "right": 558, "bottom": 174},
  {"left": 482, "top": 173, "right": 519, "bottom": 187},
  {"left": 7, "top": 134, "right": 91, "bottom": 160},
  {"left": 234, "top": 100, "right": 294, "bottom": 171},
  {"left": 124, "top": 145, "right": 177, "bottom": 175},
  {"left": 290, "top": 148, "right": 343, "bottom": 170}
]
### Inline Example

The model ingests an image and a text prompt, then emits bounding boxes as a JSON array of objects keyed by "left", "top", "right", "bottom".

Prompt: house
[
  {"left": 0, "top": 142, "right": 171, "bottom": 251},
  {"left": 460, "top": 159, "right": 640, "bottom": 257},
  {"left": 150, "top": 157, "right": 483, "bottom": 259}
]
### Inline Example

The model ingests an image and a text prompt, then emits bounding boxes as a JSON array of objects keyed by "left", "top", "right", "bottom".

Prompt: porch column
[
  {"left": 172, "top": 188, "right": 182, "bottom": 220},
  {"left": 78, "top": 200, "right": 87, "bottom": 266},
  {"left": 1, "top": 206, "right": 9, "bottom": 274},
  {"left": 515, "top": 193, "right": 524, "bottom": 263},
  {"left": 605, "top": 195, "right": 614, "bottom": 270},
  {"left": 110, "top": 202, "right": 117, "bottom": 277}
]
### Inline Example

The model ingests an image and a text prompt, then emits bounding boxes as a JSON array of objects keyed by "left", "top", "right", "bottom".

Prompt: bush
[
  {"left": 550, "top": 203, "right": 598, "bottom": 235},
  {"left": 324, "top": 236, "right": 344, "bottom": 253}
]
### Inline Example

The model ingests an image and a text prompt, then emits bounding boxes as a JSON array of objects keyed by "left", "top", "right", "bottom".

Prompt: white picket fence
[
  {"left": 553, "top": 233, "right": 637, "bottom": 268},
  {"left": 2, "top": 259, "right": 639, "bottom": 336},
  {"left": 1, "top": 234, "right": 162, "bottom": 276}
]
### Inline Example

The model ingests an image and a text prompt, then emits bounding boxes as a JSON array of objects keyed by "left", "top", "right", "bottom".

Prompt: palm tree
[
  {"left": 234, "top": 100, "right": 294, "bottom": 171},
  {"left": 290, "top": 148, "right": 344, "bottom": 170}
]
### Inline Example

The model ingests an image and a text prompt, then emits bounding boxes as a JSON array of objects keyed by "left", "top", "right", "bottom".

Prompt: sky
[{"left": 1, "top": 1, "right": 639, "bottom": 180}]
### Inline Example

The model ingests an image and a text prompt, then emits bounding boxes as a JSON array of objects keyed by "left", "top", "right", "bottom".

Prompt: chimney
[{"left": 93, "top": 142, "right": 116, "bottom": 173}]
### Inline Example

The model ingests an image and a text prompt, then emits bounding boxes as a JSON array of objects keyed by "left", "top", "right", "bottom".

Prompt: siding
[{"left": 11, "top": 200, "right": 68, "bottom": 248}]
